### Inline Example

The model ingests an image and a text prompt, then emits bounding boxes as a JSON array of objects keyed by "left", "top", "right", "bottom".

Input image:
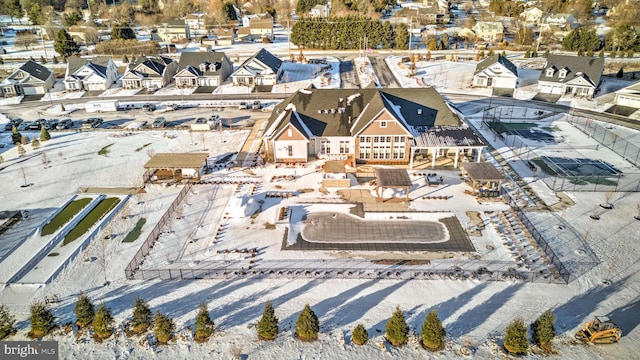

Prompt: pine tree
[
  {"left": 0, "top": 305, "right": 16, "bottom": 339},
  {"left": 74, "top": 292, "right": 94, "bottom": 328},
  {"left": 352, "top": 324, "right": 368, "bottom": 345},
  {"left": 504, "top": 318, "right": 528, "bottom": 355},
  {"left": 31, "top": 138, "right": 40, "bottom": 150},
  {"left": 17, "top": 143, "right": 26, "bottom": 157},
  {"left": 532, "top": 50, "right": 538, "bottom": 57},
  {"left": 544, "top": 49, "right": 550, "bottom": 58},
  {"left": 93, "top": 303, "right": 114, "bottom": 340},
  {"left": 123, "top": 54, "right": 129, "bottom": 63},
  {"left": 194, "top": 303, "right": 214, "bottom": 343},
  {"left": 295, "top": 304, "right": 319, "bottom": 342},
  {"left": 421, "top": 310, "right": 446, "bottom": 351},
  {"left": 40, "top": 55, "right": 46, "bottom": 64},
  {"left": 54, "top": 29, "right": 79, "bottom": 58},
  {"left": 154, "top": 312, "right": 175, "bottom": 344},
  {"left": 610, "top": 51, "right": 617, "bottom": 58},
  {"left": 531, "top": 310, "right": 555, "bottom": 352},
  {"left": 130, "top": 297, "right": 152, "bottom": 334},
  {"left": 501, "top": 50, "right": 506, "bottom": 57},
  {"left": 11, "top": 125, "right": 21, "bottom": 144},
  {"left": 29, "top": 301, "right": 55, "bottom": 338},
  {"left": 524, "top": 50, "right": 531, "bottom": 58},
  {"left": 40, "top": 126, "right": 51, "bottom": 141},
  {"left": 617, "top": 67, "right": 624, "bottom": 78},
  {"left": 488, "top": 48, "right": 495, "bottom": 56},
  {"left": 386, "top": 306, "right": 409, "bottom": 347},
  {"left": 257, "top": 300, "right": 278, "bottom": 341},
  {"left": 53, "top": 56, "right": 59, "bottom": 64},
  {"left": 598, "top": 50, "right": 605, "bottom": 58}
]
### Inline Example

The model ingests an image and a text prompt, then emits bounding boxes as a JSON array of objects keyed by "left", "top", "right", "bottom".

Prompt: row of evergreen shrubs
[{"left": 0, "top": 297, "right": 555, "bottom": 353}]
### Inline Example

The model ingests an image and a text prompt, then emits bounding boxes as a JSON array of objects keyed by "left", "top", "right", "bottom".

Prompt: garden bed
[
  {"left": 41, "top": 198, "right": 92, "bottom": 236},
  {"left": 63, "top": 197, "right": 121, "bottom": 246}
]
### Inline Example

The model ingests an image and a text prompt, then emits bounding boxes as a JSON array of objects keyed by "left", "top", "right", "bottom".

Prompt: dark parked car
[
  {"left": 142, "top": 104, "right": 156, "bottom": 112},
  {"left": 4, "top": 118, "right": 22, "bottom": 131},
  {"left": 28, "top": 119, "right": 46, "bottom": 130},
  {"left": 82, "top": 117, "right": 103, "bottom": 129},
  {"left": 18, "top": 121, "right": 33, "bottom": 131},
  {"left": 195, "top": 117, "right": 207, "bottom": 124},
  {"left": 56, "top": 119, "right": 73, "bottom": 130},
  {"left": 45, "top": 119, "right": 59, "bottom": 130},
  {"left": 152, "top": 117, "right": 166, "bottom": 128}
]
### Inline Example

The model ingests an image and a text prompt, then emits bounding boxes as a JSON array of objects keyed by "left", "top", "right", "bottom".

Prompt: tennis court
[
  {"left": 538, "top": 156, "right": 622, "bottom": 177},
  {"left": 510, "top": 129, "right": 555, "bottom": 143}
]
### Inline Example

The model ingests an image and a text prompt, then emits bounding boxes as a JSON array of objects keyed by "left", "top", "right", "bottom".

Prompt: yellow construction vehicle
[{"left": 575, "top": 316, "right": 622, "bottom": 344}]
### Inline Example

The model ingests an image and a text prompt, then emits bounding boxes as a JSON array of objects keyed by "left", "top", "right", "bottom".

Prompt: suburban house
[
  {"left": 545, "top": 13, "right": 576, "bottom": 28},
  {"left": 64, "top": 56, "right": 119, "bottom": 91},
  {"left": 185, "top": 13, "right": 207, "bottom": 37},
  {"left": 537, "top": 55, "right": 604, "bottom": 98},
  {"left": 472, "top": 22, "right": 504, "bottom": 42},
  {"left": 614, "top": 81, "right": 640, "bottom": 109},
  {"left": 472, "top": 54, "right": 518, "bottom": 89},
  {"left": 156, "top": 19, "right": 191, "bottom": 42},
  {"left": 208, "top": 28, "right": 235, "bottom": 46},
  {"left": 174, "top": 51, "right": 233, "bottom": 88},
  {"left": 241, "top": 13, "right": 274, "bottom": 40},
  {"left": 262, "top": 88, "right": 485, "bottom": 168},
  {"left": 309, "top": 4, "right": 330, "bottom": 17},
  {"left": 519, "top": 7, "right": 543, "bottom": 24},
  {"left": 121, "top": 55, "right": 178, "bottom": 90},
  {"left": 231, "top": 48, "right": 283, "bottom": 87},
  {"left": 0, "top": 60, "right": 54, "bottom": 97}
]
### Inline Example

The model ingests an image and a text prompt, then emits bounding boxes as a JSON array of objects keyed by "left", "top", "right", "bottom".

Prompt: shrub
[
  {"left": 29, "top": 302, "right": 55, "bottom": 338},
  {"left": 17, "top": 143, "right": 26, "bottom": 157},
  {"left": 524, "top": 50, "right": 531, "bottom": 58},
  {"left": 504, "top": 318, "right": 528, "bottom": 355},
  {"left": 194, "top": 304, "right": 214, "bottom": 343},
  {"left": 295, "top": 304, "right": 319, "bottom": 342},
  {"left": 543, "top": 49, "right": 550, "bottom": 58},
  {"left": 11, "top": 126, "right": 21, "bottom": 144},
  {"left": 352, "top": 324, "right": 368, "bottom": 345},
  {"left": 93, "top": 303, "right": 114, "bottom": 340},
  {"left": 74, "top": 292, "right": 94, "bottom": 328},
  {"left": 257, "top": 300, "right": 278, "bottom": 341},
  {"left": 610, "top": 51, "right": 617, "bottom": 58},
  {"left": 40, "top": 126, "right": 51, "bottom": 141},
  {"left": 0, "top": 305, "right": 16, "bottom": 339},
  {"left": 598, "top": 50, "right": 605, "bottom": 58},
  {"left": 31, "top": 138, "right": 40, "bottom": 149},
  {"left": 21, "top": 135, "right": 30, "bottom": 145},
  {"left": 130, "top": 297, "right": 153, "bottom": 334},
  {"left": 386, "top": 306, "right": 409, "bottom": 347},
  {"left": 421, "top": 310, "right": 446, "bottom": 351},
  {"left": 531, "top": 310, "right": 555, "bottom": 352},
  {"left": 154, "top": 312, "right": 175, "bottom": 344}
]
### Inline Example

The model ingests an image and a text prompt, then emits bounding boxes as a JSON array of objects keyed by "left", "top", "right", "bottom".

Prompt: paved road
[
  {"left": 369, "top": 56, "right": 401, "bottom": 88},
  {"left": 339, "top": 60, "right": 361, "bottom": 89}
]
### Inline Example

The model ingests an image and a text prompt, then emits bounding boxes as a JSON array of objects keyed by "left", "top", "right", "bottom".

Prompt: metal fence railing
[{"left": 125, "top": 182, "right": 193, "bottom": 279}]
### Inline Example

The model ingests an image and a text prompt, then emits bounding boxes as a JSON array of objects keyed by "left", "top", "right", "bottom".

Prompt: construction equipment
[{"left": 575, "top": 316, "right": 622, "bottom": 344}]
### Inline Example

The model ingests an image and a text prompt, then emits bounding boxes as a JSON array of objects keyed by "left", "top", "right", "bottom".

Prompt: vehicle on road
[
  {"left": 251, "top": 101, "right": 261, "bottom": 110},
  {"left": 82, "top": 117, "right": 103, "bottom": 129},
  {"left": 238, "top": 101, "right": 248, "bottom": 110},
  {"left": 152, "top": 117, "right": 166, "bottom": 128},
  {"left": 142, "top": 103, "right": 156, "bottom": 112},
  {"left": 56, "top": 119, "right": 73, "bottom": 130}
]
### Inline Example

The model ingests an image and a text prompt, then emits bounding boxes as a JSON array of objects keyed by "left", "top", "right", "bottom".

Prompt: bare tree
[
  {"left": 15, "top": 32, "right": 38, "bottom": 49},
  {"left": 41, "top": 152, "right": 49, "bottom": 169}
]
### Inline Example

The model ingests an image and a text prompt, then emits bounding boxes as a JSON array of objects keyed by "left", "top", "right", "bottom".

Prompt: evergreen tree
[
  {"left": 524, "top": 50, "right": 531, "bottom": 58},
  {"left": 0, "top": 305, "right": 16, "bottom": 340},
  {"left": 194, "top": 303, "right": 214, "bottom": 343},
  {"left": 531, "top": 310, "right": 555, "bottom": 352},
  {"left": 295, "top": 304, "right": 319, "bottom": 342},
  {"left": 488, "top": 48, "right": 495, "bottom": 56},
  {"left": 617, "top": 67, "right": 624, "bottom": 78},
  {"left": 40, "top": 126, "right": 51, "bottom": 141},
  {"left": 439, "top": 32, "right": 450, "bottom": 50},
  {"left": 587, "top": 50, "right": 594, "bottom": 57},
  {"left": 40, "top": 55, "right": 46, "bottom": 64},
  {"left": 610, "top": 50, "right": 617, "bottom": 58},
  {"left": 394, "top": 23, "right": 409, "bottom": 50},
  {"left": 627, "top": 50, "right": 634, "bottom": 58},
  {"left": 111, "top": 25, "right": 136, "bottom": 40},
  {"left": 352, "top": 324, "right": 368, "bottom": 345},
  {"left": 385, "top": 306, "right": 409, "bottom": 347},
  {"left": 29, "top": 301, "right": 55, "bottom": 338},
  {"left": 6, "top": 0, "right": 23, "bottom": 24},
  {"left": 501, "top": 50, "right": 507, "bottom": 57},
  {"left": 122, "top": 54, "right": 129, "bottom": 63},
  {"left": 544, "top": 49, "right": 550, "bottom": 58},
  {"left": 577, "top": 48, "right": 584, "bottom": 56},
  {"left": 154, "top": 312, "right": 175, "bottom": 344},
  {"left": 17, "top": 143, "right": 26, "bottom": 157},
  {"left": 93, "top": 303, "right": 114, "bottom": 340},
  {"left": 54, "top": 29, "right": 79, "bottom": 58},
  {"left": 31, "top": 138, "right": 40, "bottom": 150},
  {"left": 503, "top": 318, "right": 528, "bottom": 355},
  {"left": 421, "top": 310, "right": 446, "bottom": 351},
  {"left": 257, "top": 300, "right": 278, "bottom": 341},
  {"left": 52, "top": 56, "right": 59, "bottom": 64},
  {"left": 74, "top": 292, "right": 94, "bottom": 328},
  {"left": 532, "top": 50, "right": 538, "bottom": 57},
  {"left": 11, "top": 125, "right": 22, "bottom": 145},
  {"left": 598, "top": 50, "right": 605, "bottom": 58},
  {"left": 130, "top": 297, "right": 153, "bottom": 334}
]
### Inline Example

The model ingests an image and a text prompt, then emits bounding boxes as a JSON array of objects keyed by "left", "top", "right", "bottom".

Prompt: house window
[
  {"left": 287, "top": 129, "right": 293, "bottom": 137},
  {"left": 379, "top": 121, "right": 387, "bottom": 128},
  {"left": 359, "top": 136, "right": 371, "bottom": 143},
  {"left": 287, "top": 145, "right": 293, "bottom": 157},
  {"left": 359, "top": 146, "right": 371, "bottom": 159},
  {"left": 373, "top": 145, "right": 391, "bottom": 159},
  {"left": 559, "top": 69, "right": 567, "bottom": 78},
  {"left": 339, "top": 140, "right": 350, "bottom": 154},
  {"left": 393, "top": 143, "right": 405, "bottom": 159},
  {"left": 321, "top": 140, "right": 331, "bottom": 154},
  {"left": 546, "top": 68, "right": 555, "bottom": 77},
  {"left": 393, "top": 136, "right": 405, "bottom": 144}
]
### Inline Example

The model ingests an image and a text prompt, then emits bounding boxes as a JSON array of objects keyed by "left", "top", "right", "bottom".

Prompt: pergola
[
  {"left": 143, "top": 153, "right": 209, "bottom": 183},
  {"left": 410, "top": 126, "right": 485, "bottom": 169},
  {"left": 461, "top": 162, "right": 504, "bottom": 197},
  {"left": 374, "top": 168, "right": 412, "bottom": 201}
]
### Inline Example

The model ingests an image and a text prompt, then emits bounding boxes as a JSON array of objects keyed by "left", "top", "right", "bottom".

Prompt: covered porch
[{"left": 409, "top": 126, "right": 485, "bottom": 169}]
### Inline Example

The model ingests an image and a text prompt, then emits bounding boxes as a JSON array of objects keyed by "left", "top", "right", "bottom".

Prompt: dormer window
[
  {"left": 199, "top": 63, "right": 207, "bottom": 72},
  {"left": 559, "top": 69, "right": 567, "bottom": 78},
  {"left": 546, "top": 68, "right": 555, "bottom": 77}
]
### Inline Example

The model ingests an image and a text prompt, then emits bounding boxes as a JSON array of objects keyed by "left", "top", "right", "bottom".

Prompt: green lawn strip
[
  {"left": 98, "top": 143, "right": 115, "bottom": 156},
  {"left": 62, "top": 197, "right": 121, "bottom": 246},
  {"left": 123, "top": 218, "right": 146, "bottom": 243},
  {"left": 41, "top": 198, "right": 92, "bottom": 236},
  {"left": 135, "top": 143, "right": 152, "bottom": 152},
  {"left": 487, "top": 121, "right": 537, "bottom": 134}
]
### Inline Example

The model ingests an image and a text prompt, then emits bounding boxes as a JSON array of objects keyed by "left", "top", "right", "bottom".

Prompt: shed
[
  {"left": 460, "top": 162, "right": 504, "bottom": 197},
  {"left": 143, "top": 153, "right": 209, "bottom": 182},
  {"left": 374, "top": 168, "right": 412, "bottom": 200}
]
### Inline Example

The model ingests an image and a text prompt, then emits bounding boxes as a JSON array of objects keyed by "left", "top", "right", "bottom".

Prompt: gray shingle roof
[
  {"left": 474, "top": 54, "right": 518, "bottom": 76},
  {"left": 176, "top": 52, "right": 229, "bottom": 75},
  {"left": 538, "top": 54, "right": 604, "bottom": 86},
  {"left": 20, "top": 60, "right": 52, "bottom": 81},
  {"left": 67, "top": 56, "right": 112, "bottom": 78},
  {"left": 243, "top": 48, "right": 282, "bottom": 73}
]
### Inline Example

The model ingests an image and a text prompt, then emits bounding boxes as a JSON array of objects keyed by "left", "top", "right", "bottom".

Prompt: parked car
[
  {"left": 4, "top": 118, "right": 22, "bottom": 131},
  {"left": 45, "top": 119, "right": 59, "bottom": 130},
  {"left": 251, "top": 101, "right": 261, "bottom": 110},
  {"left": 56, "top": 119, "right": 73, "bottom": 130},
  {"left": 82, "top": 117, "right": 103, "bottom": 129},
  {"left": 152, "top": 117, "right": 166, "bottom": 128},
  {"left": 18, "top": 121, "right": 33, "bottom": 131},
  {"left": 142, "top": 103, "right": 156, "bottom": 112},
  {"left": 195, "top": 117, "right": 207, "bottom": 124},
  {"left": 238, "top": 101, "right": 248, "bottom": 110},
  {"left": 28, "top": 119, "right": 46, "bottom": 130}
]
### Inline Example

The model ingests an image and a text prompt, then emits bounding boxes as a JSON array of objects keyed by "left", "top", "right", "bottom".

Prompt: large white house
[
  {"left": 614, "top": 81, "right": 640, "bottom": 108},
  {"left": 472, "top": 54, "right": 518, "bottom": 89},
  {"left": 231, "top": 48, "right": 283, "bottom": 87},
  {"left": 121, "top": 55, "right": 178, "bottom": 90},
  {"left": 64, "top": 56, "right": 119, "bottom": 91},
  {"left": 537, "top": 55, "right": 604, "bottom": 98}
]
